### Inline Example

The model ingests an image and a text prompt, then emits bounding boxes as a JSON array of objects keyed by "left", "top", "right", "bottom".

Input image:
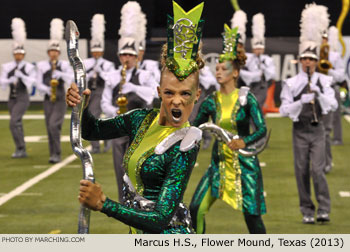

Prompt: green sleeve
[
  {"left": 192, "top": 95, "right": 216, "bottom": 127},
  {"left": 243, "top": 93, "right": 267, "bottom": 145},
  {"left": 100, "top": 146, "right": 199, "bottom": 233},
  {"left": 81, "top": 108, "right": 148, "bottom": 141}
]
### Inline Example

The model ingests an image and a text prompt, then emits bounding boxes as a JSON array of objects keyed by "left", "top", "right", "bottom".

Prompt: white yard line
[
  {"left": 339, "top": 191, "right": 350, "bottom": 197},
  {"left": 265, "top": 113, "right": 282, "bottom": 118},
  {"left": 0, "top": 114, "right": 70, "bottom": 120},
  {"left": 344, "top": 115, "right": 350, "bottom": 124},
  {"left": 0, "top": 192, "right": 43, "bottom": 196},
  {"left": 0, "top": 146, "right": 91, "bottom": 206}
]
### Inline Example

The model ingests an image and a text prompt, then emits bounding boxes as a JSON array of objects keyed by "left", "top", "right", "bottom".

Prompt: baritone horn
[
  {"left": 50, "top": 60, "right": 59, "bottom": 102},
  {"left": 317, "top": 42, "right": 333, "bottom": 75},
  {"left": 116, "top": 63, "right": 128, "bottom": 114}
]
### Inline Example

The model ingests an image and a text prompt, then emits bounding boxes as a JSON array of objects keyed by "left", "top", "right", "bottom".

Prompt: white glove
[
  {"left": 14, "top": 70, "right": 24, "bottom": 78},
  {"left": 43, "top": 85, "right": 51, "bottom": 95},
  {"left": 300, "top": 93, "right": 315, "bottom": 104},
  {"left": 52, "top": 70, "right": 63, "bottom": 79},
  {"left": 93, "top": 64, "right": 102, "bottom": 73},
  {"left": 87, "top": 70, "right": 96, "bottom": 79},
  {"left": 9, "top": 76, "right": 18, "bottom": 84},
  {"left": 310, "top": 85, "right": 321, "bottom": 95},
  {"left": 99, "top": 71, "right": 109, "bottom": 82},
  {"left": 121, "top": 82, "right": 138, "bottom": 94}
]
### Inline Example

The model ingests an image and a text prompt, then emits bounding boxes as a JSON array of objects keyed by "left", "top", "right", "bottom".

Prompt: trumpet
[
  {"left": 317, "top": 42, "right": 333, "bottom": 75},
  {"left": 306, "top": 67, "right": 319, "bottom": 126},
  {"left": 50, "top": 60, "right": 59, "bottom": 102},
  {"left": 116, "top": 63, "right": 128, "bottom": 114}
]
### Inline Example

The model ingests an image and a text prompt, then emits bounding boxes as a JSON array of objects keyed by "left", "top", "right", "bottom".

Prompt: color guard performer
[
  {"left": 240, "top": 13, "right": 275, "bottom": 109},
  {"left": 0, "top": 18, "right": 36, "bottom": 158},
  {"left": 100, "top": 1, "right": 158, "bottom": 201},
  {"left": 84, "top": 14, "right": 115, "bottom": 154},
  {"left": 36, "top": 19, "right": 73, "bottom": 163},
  {"left": 280, "top": 3, "right": 337, "bottom": 224}
]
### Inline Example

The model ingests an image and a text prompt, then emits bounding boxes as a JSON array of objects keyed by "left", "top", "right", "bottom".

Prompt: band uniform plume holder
[{"left": 65, "top": 20, "right": 95, "bottom": 234}]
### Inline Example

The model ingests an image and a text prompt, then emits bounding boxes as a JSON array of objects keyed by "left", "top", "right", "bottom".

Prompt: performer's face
[
  {"left": 47, "top": 50, "right": 60, "bottom": 61},
  {"left": 13, "top": 53, "right": 24, "bottom": 62},
  {"left": 91, "top": 51, "right": 103, "bottom": 59},
  {"left": 119, "top": 54, "right": 137, "bottom": 69},
  {"left": 158, "top": 69, "right": 201, "bottom": 127},
  {"left": 300, "top": 57, "right": 317, "bottom": 74},
  {"left": 253, "top": 48, "right": 264, "bottom": 56},
  {"left": 216, "top": 61, "right": 239, "bottom": 86}
]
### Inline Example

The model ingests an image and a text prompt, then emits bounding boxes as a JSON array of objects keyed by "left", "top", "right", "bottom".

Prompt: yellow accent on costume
[{"left": 216, "top": 89, "right": 243, "bottom": 210}]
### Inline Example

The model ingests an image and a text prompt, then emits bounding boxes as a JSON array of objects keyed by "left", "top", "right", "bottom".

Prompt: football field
[{"left": 0, "top": 110, "right": 349, "bottom": 234}]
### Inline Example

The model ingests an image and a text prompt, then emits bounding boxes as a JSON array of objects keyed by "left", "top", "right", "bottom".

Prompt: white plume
[
  {"left": 119, "top": 1, "right": 142, "bottom": 39},
  {"left": 138, "top": 12, "right": 147, "bottom": 48},
  {"left": 231, "top": 10, "right": 247, "bottom": 43},
  {"left": 252, "top": 13, "right": 265, "bottom": 41},
  {"left": 300, "top": 3, "right": 329, "bottom": 45},
  {"left": 50, "top": 18, "right": 64, "bottom": 41},
  {"left": 11, "top": 18, "right": 26, "bottom": 45},
  {"left": 91, "top": 14, "right": 105, "bottom": 47},
  {"left": 328, "top": 26, "right": 339, "bottom": 52}
]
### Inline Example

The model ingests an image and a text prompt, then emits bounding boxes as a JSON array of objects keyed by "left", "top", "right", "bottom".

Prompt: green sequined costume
[
  {"left": 82, "top": 108, "right": 199, "bottom": 234},
  {"left": 189, "top": 90, "right": 267, "bottom": 233}
]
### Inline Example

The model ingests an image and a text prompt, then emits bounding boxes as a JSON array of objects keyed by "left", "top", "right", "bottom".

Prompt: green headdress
[
  {"left": 166, "top": 1, "right": 204, "bottom": 81},
  {"left": 219, "top": 24, "right": 240, "bottom": 63}
]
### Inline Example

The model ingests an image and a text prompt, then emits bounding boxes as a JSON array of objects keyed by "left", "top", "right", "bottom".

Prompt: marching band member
[
  {"left": 240, "top": 13, "right": 276, "bottom": 109},
  {"left": 67, "top": 1, "right": 205, "bottom": 234},
  {"left": 84, "top": 14, "right": 115, "bottom": 154},
  {"left": 36, "top": 19, "right": 73, "bottom": 163},
  {"left": 319, "top": 26, "right": 346, "bottom": 173},
  {"left": 100, "top": 1, "right": 158, "bottom": 202},
  {"left": 0, "top": 18, "right": 36, "bottom": 158},
  {"left": 280, "top": 3, "right": 337, "bottom": 224},
  {"left": 190, "top": 25, "right": 267, "bottom": 234}
]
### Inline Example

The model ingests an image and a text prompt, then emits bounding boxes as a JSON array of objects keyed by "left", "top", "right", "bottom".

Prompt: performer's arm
[
  {"left": 279, "top": 81, "right": 303, "bottom": 121},
  {"left": 242, "top": 93, "right": 267, "bottom": 145},
  {"left": 100, "top": 146, "right": 198, "bottom": 233},
  {"left": 262, "top": 56, "right": 276, "bottom": 82},
  {"left": 192, "top": 95, "right": 215, "bottom": 126},
  {"left": 36, "top": 67, "right": 51, "bottom": 95},
  {"left": 0, "top": 65, "right": 11, "bottom": 89},
  {"left": 100, "top": 80, "right": 119, "bottom": 117},
  {"left": 239, "top": 69, "right": 262, "bottom": 86},
  {"left": 328, "top": 54, "right": 345, "bottom": 84},
  {"left": 17, "top": 64, "right": 36, "bottom": 90},
  {"left": 313, "top": 76, "right": 338, "bottom": 113}
]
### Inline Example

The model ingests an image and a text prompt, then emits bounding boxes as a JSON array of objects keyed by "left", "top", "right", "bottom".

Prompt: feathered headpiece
[
  {"left": 219, "top": 24, "right": 240, "bottom": 62},
  {"left": 48, "top": 18, "right": 64, "bottom": 51},
  {"left": 138, "top": 12, "right": 147, "bottom": 51},
  {"left": 251, "top": 13, "right": 265, "bottom": 49},
  {"left": 165, "top": 1, "right": 204, "bottom": 81},
  {"left": 328, "top": 26, "right": 339, "bottom": 52},
  {"left": 90, "top": 14, "right": 105, "bottom": 52},
  {"left": 11, "top": 18, "right": 26, "bottom": 54},
  {"left": 230, "top": 10, "right": 247, "bottom": 45},
  {"left": 299, "top": 3, "right": 329, "bottom": 59},
  {"left": 118, "top": 1, "right": 142, "bottom": 55}
]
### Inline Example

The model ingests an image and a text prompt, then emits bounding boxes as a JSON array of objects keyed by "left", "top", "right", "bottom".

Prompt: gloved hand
[
  {"left": 121, "top": 82, "right": 138, "bottom": 94},
  {"left": 300, "top": 93, "right": 315, "bottom": 104},
  {"left": 9, "top": 76, "right": 18, "bottom": 84},
  {"left": 93, "top": 64, "right": 102, "bottom": 73},
  {"left": 87, "top": 70, "right": 96, "bottom": 79},
  {"left": 14, "top": 70, "right": 24, "bottom": 78},
  {"left": 310, "top": 85, "right": 321, "bottom": 95},
  {"left": 52, "top": 70, "right": 63, "bottom": 79},
  {"left": 43, "top": 85, "right": 51, "bottom": 96}
]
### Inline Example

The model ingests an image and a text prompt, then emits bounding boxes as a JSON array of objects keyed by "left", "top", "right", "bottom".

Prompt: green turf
[{"left": 0, "top": 113, "right": 349, "bottom": 234}]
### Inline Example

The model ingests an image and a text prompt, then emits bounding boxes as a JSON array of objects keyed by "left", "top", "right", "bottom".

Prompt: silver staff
[
  {"left": 198, "top": 122, "right": 271, "bottom": 157},
  {"left": 65, "top": 20, "right": 95, "bottom": 234}
]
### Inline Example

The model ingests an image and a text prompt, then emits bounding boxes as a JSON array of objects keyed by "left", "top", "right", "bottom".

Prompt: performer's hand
[
  {"left": 14, "top": 70, "right": 24, "bottom": 78},
  {"left": 300, "top": 93, "right": 315, "bottom": 104},
  {"left": 310, "top": 85, "right": 321, "bottom": 95},
  {"left": 66, "top": 83, "right": 91, "bottom": 108},
  {"left": 227, "top": 139, "right": 246, "bottom": 150},
  {"left": 79, "top": 180, "right": 106, "bottom": 211},
  {"left": 9, "top": 76, "right": 17, "bottom": 84},
  {"left": 121, "top": 82, "right": 139, "bottom": 94}
]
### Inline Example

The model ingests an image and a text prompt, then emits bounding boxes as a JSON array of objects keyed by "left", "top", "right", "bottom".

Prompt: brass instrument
[
  {"left": 317, "top": 42, "right": 333, "bottom": 75},
  {"left": 306, "top": 67, "right": 319, "bottom": 126},
  {"left": 50, "top": 60, "right": 59, "bottom": 102},
  {"left": 116, "top": 63, "right": 128, "bottom": 114}
]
